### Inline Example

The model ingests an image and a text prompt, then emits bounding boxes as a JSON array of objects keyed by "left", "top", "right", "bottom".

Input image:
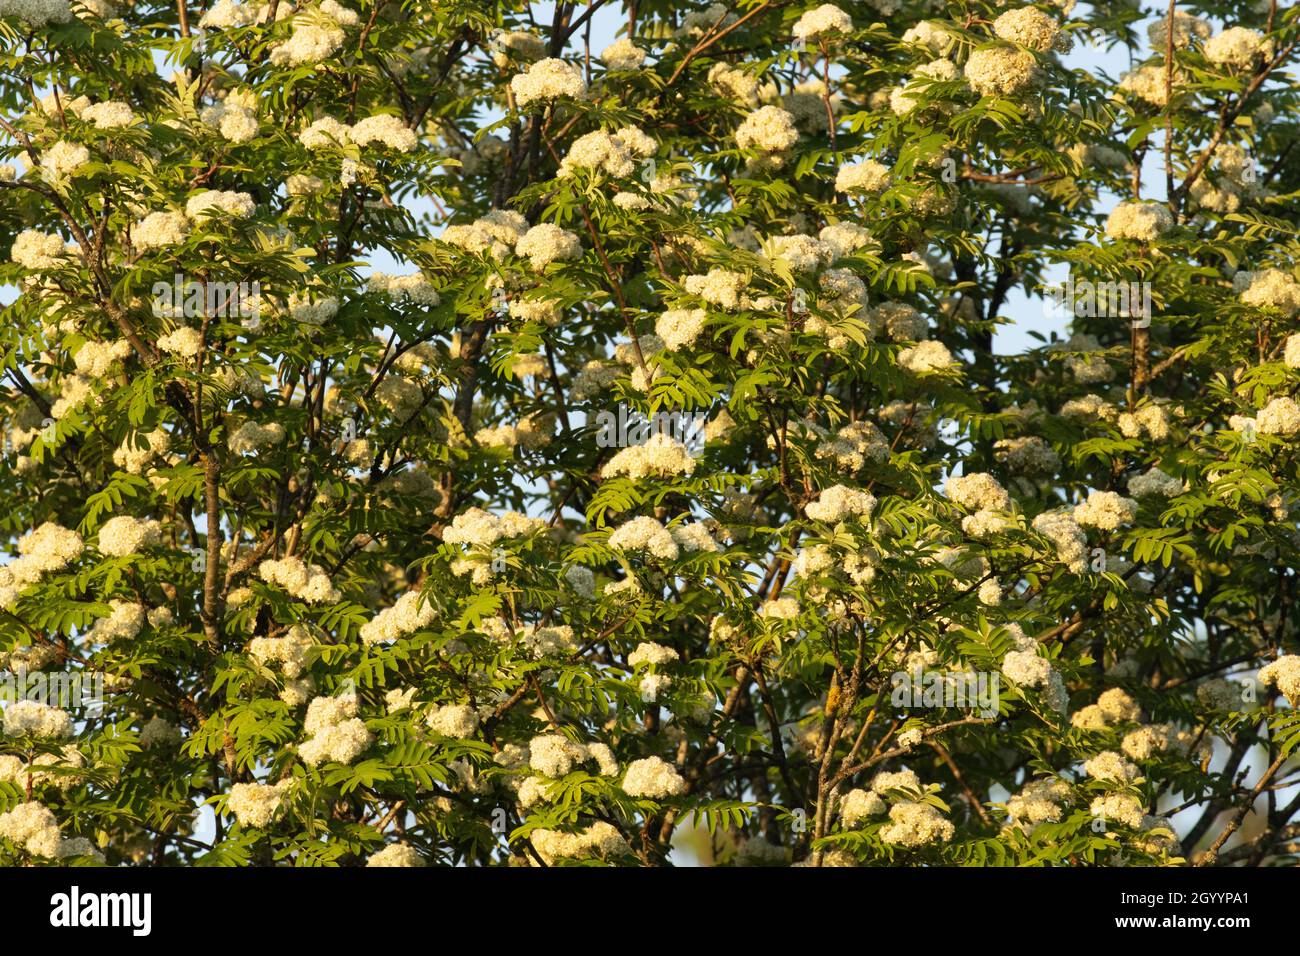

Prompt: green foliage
[{"left": 0, "top": 0, "right": 1299, "bottom": 871}]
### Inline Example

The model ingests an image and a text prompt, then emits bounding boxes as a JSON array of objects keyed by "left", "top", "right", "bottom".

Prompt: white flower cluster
[
  {"left": 1258, "top": 655, "right": 1300, "bottom": 705},
  {"left": 197, "top": 0, "right": 258, "bottom": 28},
  {"left": 37, "top": 92, "right": 88, "bottom": 117},
  {"left": 821, "top": 220, "right": 873, "bottom": 259},
  {"left": 80, "top": 100, "right": 136, "bottom": 128},
  {"left": 86, "top": 598, "right": 145, "bottom": 644},
  {"left": 97, "top": 515, "right": 161, "bottom": 557},
  {"left": 510, "top": 58, "right": 587, "bottom": 106},
  {"left": 1256, "top": 396, "right": 1300, "bottom": 436},
  {"left": 621, "top": 755, "right": 687, "bottom": 798},
  {"left": 994, "top": 435, "right": 1059, "bottom": 474},
  {"left": 1073, "top": 490, "right": 1138, "bottom": 530},
  {"left": 559, "top": 126, "right": 655, "bottom": 179},
  {"left": 992, "top": 7, "right": 1062, "bottom": 53},
  {"left": 1127, "top": 466, "right": 1182, "bottom": 498},
  {"left": 600, "top": 38, "right": 646, "bottom": 71},
  {"left": 248, "top": 624, "right": 315, "bottom": 677},
  {"left": 1104, "top": 201, "right": 1173, "bottom": 241},
  {"left": 818, "top": 270, "right": 870, "bottom": 330},
  {"left": 74, "top": 338, "right": 132, "bottom": 378},
  {"left": 735, "top": 105, "right": 799, "bottom": 157},
  {"left": 889, "top": 57, "right": 961, "bottom": 114},
  {"left": 1121, "top": 723, "right": 1204, "bottom": 762},
  {"left": 684, "top": 268, "right": 748, "bottom": 309},
  {"left": 897, "top": 339, "right": 956, "bottom": 375},
  {"left": 185, "top": 189, "right": 256, "bottom": 221},
  {"left": 201, "top": 89, "right": 259, "bottom": 143},
  {"left": 360, "top": 590, "right": 437, "bottom": 645},
  {"left": 880, "top": 800, "right": 954, "bottom": 847},
  {"left": 133, "top": 211, "right": 190, "bottom": 250},
  {"left": 1058, "top": 333, "right": 1113, "bottom": 384},
  {"left": 1238, "top": 268, "right": 1300, "bottom": 313},
  {"left": 902, "top": 19, "right": 957, "bottom": 55},
  {"left": 426, "top": 703, "right": 481, "bottom": 739},
  {"left": 1068, "top": 142, "right": 1129, "bottom": 172},
  {"left": 227, "top": 779, "right": 292, "bottom": 828},
  {"left": 1082, "top": 749, "right": 1140, "bottom": 784},
  {"left": 1002, "top": 648, "right": 1052, "bottom": 688},
  {"left": 806, "top": 483, "right": 876, "bottom": 522},
  {"left": 140, "top": 717, "right": 181, "bottom": 748},
  {"left": 1197, "top": 678, "right": 1245, "bottom": 712},
  {"left": 285, "top": 173, "right": 324, "bottom": 196},
  {"left": 158, "top": 326, "right": 203, "bottom": 359},
  {"left": 1060, "top": 393, "right": 1119, "bottom": 423},
  {"left": 519, "top": 623, "right": 581, "bottom": 659},
  {"left": 475, "top": 413, "right": 553, "bottom": 451},
  {"left": 2, "top": 700, "right": 73, "bottom": 738},
  {"left": 602, "top": 433, "right": 697, "bottom": 480},
  {"left": 0, "top": 802, "right": 100, "bottom": 861},
  {"left": 228, "top": 421, "right": 286, "bottom": 454},
  {"left": 570, "top": 359, "right": 620, "bottom": 399},
  {"left": 1032, "top": 510, "right": 1088, "bottom": 573},
  {"left": 366, "top": 843, "right": 426, "bottom": 867},
  {"left": 678, "top": 1, "right": 736, "bottom": 37},
  {"left": 836, "top": 159, "right": 891, "bottom": 195},
  {"left": 608, "top": 515, "right": 722, "bottom": 561},
  {"left": 945, "top": 472, "right": 1011, "bottom": 512},
  {"left": 1006, "top": 777, "right": 1072, "bottom": 827},
  {"left": 531, "top": 822, "right": 629, "bottom": 864},
  {"left": 0, "top": 0, "right": 71, "bottom": 25},
  {"left": 39, "top": 140, "right": 89, "bottom": 187},
  {"left": 655, "top": 308, "right": 708, "bottom": 351},
  {"left": 563, "top": 564, "right": 596, "bottom": 599},
  {"left": 839, "top": 788, "right": 886, "bottom": 827},
  {"left": 441, "top": 210, "right": 529, "bottom": 259},
  {"left": 0, "top": 747, "right": 85, "bottom": 793},
  {"left": 708, "top": 62, "right": 760, "bottom": 105},
  {"left": 113, "top": 429, "right": 170, "bottom": 474},
  {"left": 792, "top": 4, "right": 852, "bottom": 42},
  {"left": 350, "top": 114, "right": 419, "bottom": 152},
  {"left": 10, "top": 229, "right": 74, "bottom": 270},
  {"left": 514, "top": 223, "right": 582, "bottom": 271},
  {"left": 443, "top": 508, "right": 545, "bottom": 548},
  {"left": 1117, "top": 404, "right": 1170, "bottom": 441},
  {"left": 0, "top": 522, "right": 84, "bottom": 608},
  {"left": 628, "top": 642, "right": 679, "bottom": 667},
  {"left": 608, "top": 515, "right": 684, "bottom": 561},
  {"left": 259, "top": 556, "right": 341, "bottom": 604},
  {"left": 490, "top": 29, "right": 546, "bottom": 66},
  {"left": 373, "top": 377, "right": 424, "bottom": 423},
  {"left": 368, "top": 272, "right": 440, "bottom": 305},
  {"left": 1148, "top": 12, "right": 1210, "bottom": 50},
  {"left": 964, "top": 47, "right": 1037, "bottom": 97},
  {"left": 1072, "top": 687, "right": 1143, "bottom": 731},
  {"left": 1090, "top": 792, "right": 1144, "bottom": 829},
  {"left": 1183, "top": 142, "right": 1259, "bottom": 214},
  {"left": 269, "top": 1, "right": 359, "bottom": 67},
  {"left": 764, "top": 233, "right": 832, "bottom": 273},
  {"left": 298, "top": 116, "right": 352, "bottom": 150},
  {"left": 1117, "top": 65, "right": 1175, "bottom": 107},
  {"left": 760, "top": 596, "right": 799, "bottom": 620},
  {"left": 286, "top": 292, "right": 339, "bottom": 326},
  {"left": 1204, "top": 27, "right": 1271, "bottom": 70},
  {"left": 528, "top": 733, "right": 619, "bottom": 777},
  {"left": 298, "top": 694, "right": 372, "bottom": 767}
]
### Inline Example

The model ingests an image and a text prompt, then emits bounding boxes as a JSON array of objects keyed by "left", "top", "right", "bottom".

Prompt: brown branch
[
  {"left": 664, "top": 1, "right": 774, "bottom": 89},
  {"left": 1174, "top": 38, "right": 1299, "bottom": 203},
  {"left": 1195, "top": 750, "right": 1290, "bottom": 866}
]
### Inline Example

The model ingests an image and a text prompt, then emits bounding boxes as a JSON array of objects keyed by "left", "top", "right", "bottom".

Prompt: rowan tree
[{"left": 1, "top": 0, "right": 1299, "bottom": 867}]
